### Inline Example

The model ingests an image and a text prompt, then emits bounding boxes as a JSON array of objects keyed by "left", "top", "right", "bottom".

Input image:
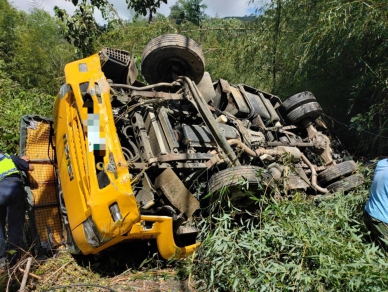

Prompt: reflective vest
[{"left": 0, "top": 154, "right": 19, "bottom": 181}]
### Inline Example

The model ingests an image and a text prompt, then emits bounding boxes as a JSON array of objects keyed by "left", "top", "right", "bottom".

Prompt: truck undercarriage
[{"left": 21, "top": 34, "right": 363, "bottom": 259}]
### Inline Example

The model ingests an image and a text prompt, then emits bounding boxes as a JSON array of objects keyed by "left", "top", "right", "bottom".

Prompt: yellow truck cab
[{"left": 52, "top": 53, "right": 198, "bottom": 259}]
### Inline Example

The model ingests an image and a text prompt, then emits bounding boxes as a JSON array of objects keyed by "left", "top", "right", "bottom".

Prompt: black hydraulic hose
[
  {"left": 180, "top": 76, "right": 240, "bottom": 166},
  {"left": 110, "top": 81, "right": 180, "bottom": 91}
]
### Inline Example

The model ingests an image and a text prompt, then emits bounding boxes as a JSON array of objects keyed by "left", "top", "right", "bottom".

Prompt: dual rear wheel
[
  {"left": 318, "top": 161, "right": 364, "bottom": 192},
  {"left": 279, "top": 91, "right": 323, "bottom": 124}
]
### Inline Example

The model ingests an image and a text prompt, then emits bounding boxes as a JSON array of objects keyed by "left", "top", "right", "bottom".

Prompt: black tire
[
  {"left": 208, "top": 166, "right": 273, "bottom": 200},
  {"left": 318, "top": 160, "right": 358, "bottom": 186},
  {"left": 279, "top": 91, "right": 317, "bottom": 114},
  {"left": 141, "top": 34, "right": 205, "bottom": 84},
  {"left": 326, "top": 174, "right": 364, "bottom": 193},
  {"left": 285, "top": 101, "right": 323, "bottom": 124}
]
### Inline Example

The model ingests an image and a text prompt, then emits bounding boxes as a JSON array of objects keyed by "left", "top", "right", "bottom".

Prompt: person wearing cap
[
  {"left": 0, "top": 149, "right": 34, "bottom": 269},
  {"left": 364, "top": 158, "right": 388, "bottom": 251}
]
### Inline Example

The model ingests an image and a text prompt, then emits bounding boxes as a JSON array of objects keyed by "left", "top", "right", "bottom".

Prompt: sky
[{"left": 10, "top": 0, "right": 260, "bottom": 23}]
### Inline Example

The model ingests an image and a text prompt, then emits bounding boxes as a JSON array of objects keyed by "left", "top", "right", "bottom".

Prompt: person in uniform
[
  {"left": 364, "top": 158, "right": 388, "bottom": 251},
  {"left": 0, "top": 149, "right": 34, "bottom": 268}
]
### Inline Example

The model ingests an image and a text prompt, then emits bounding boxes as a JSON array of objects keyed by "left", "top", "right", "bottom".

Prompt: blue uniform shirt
[{"left": 365, "top": 159, "right": 388, "bottom": 223}]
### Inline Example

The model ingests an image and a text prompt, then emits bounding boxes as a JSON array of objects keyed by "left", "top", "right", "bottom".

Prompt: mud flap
[{"left": 154, "top": 168, "right": 199, "bottom": 219}]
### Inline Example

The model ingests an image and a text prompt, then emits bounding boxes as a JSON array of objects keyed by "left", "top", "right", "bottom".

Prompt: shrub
[{"left": 0, "top": 61, "right": 54, "bottom": 153}]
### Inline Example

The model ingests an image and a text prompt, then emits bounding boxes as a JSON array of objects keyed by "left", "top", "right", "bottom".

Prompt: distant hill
[{"left": 223, "top": 15, "right": 256, "bottom": 22}]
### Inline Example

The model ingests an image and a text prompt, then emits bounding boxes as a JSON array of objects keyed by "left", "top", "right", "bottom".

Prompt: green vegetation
[
  {"left": 125, "top": 0, "right": 167, "bottom": 23},
  {"left": 0, "top": 0, "right": 73, "bottom": 152},
  {"left": 0, "top": 61, "right": 54, "bottom": 153},
  {"left": 169, "top": 0, "right": 208, "bottom": 26},
  {"left": 193, "top": 163, "right": 388, "bottom": 291},
  {"left": 1, "top": 0, "right": 388, "bottom": 290}
]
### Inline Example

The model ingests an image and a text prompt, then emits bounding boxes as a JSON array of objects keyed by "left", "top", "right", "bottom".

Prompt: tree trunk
[
  {"left": 272, "top": 0, "right": 282, "bottom": 92},
  {"left": 148, "top": 9, "right": 153, "bottom": 23}
]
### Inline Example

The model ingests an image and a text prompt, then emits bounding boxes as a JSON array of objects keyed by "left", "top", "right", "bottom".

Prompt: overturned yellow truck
[{"left": 21, "top": 34, "right": 363, "bottom": 259}]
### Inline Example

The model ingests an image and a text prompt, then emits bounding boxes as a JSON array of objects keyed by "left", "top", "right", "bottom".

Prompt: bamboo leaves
[{"left": 193, "top": 167, "right": 388, "bottom": 291}]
